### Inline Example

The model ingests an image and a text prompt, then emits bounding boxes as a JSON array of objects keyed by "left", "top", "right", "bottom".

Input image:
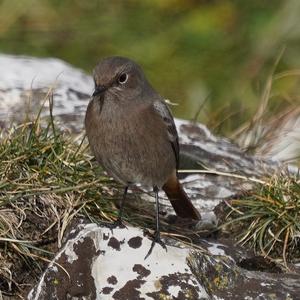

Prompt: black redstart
[{"left": 85, "top": 56, "right": 200, "bottom": 257}]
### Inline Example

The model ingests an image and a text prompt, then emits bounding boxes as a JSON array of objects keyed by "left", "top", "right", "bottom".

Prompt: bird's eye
[{"left": 118, "top": 73, "right": 128, "bottom": 84}]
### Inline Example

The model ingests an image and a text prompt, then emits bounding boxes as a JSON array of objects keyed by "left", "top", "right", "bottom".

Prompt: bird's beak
[{"left": 92, "top": 85, "right": 106, "bottom": 97}]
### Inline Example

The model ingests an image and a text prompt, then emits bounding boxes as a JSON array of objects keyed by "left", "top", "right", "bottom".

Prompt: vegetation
[
  {"left": 0, "top": 0, "right": 299, "bottom": 134},
  {"left": 223, "top": 173, "right": 300, "bottom": 267},
  {"left": 0, "top": 102, "right": 116, "bottom": 296}
]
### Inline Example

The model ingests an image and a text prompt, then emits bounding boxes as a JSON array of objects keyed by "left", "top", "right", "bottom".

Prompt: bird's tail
[{"left": 162, "top": 173, "right": 201, "bottom": 220}]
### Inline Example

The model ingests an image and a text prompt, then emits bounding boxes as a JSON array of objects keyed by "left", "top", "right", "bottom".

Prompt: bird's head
[{"left": 92, "top": 56, "right": 154, "bottom": 104}]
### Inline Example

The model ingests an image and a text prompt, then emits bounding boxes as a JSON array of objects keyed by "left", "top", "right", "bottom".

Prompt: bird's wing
[{"left": 153, "top": 100, "right": 179, "bottom": 169}]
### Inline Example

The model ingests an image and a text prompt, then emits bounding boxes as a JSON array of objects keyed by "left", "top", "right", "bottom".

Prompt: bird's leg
[
  {"left": 99, "top": 185, "right": 128, "bottom": 230},
  {"left": 113, "top": 185, "right": 128, "bottom": 228},
  {"left": 145, "top": 186, "right": 167, "bottom": 259}
]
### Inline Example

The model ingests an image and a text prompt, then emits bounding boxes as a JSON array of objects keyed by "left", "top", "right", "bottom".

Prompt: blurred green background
[{"left": 0, "top": 0, "right": 300, "bottom": 135}]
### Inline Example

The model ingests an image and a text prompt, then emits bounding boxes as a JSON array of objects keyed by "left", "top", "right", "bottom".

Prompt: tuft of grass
[
  {"left": 223, "top": 173, "right": 300, "bottom": 267},
  {"left": 0, "top": 99, "right": 122, "bottom": 296}
]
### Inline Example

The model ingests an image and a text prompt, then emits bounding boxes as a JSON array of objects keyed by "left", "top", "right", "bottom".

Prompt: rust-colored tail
[{"left": 162, "top": 173, "right": 201, "bottom": 220}]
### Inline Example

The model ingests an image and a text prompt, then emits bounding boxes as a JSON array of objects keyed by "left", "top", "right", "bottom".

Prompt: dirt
[{"left": 0, "top": 199, "right": 59, "bottom": 298}]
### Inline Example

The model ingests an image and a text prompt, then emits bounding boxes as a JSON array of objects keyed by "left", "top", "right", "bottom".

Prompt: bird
[{"left": 85, "top": 56, "right": 200, "bottom": 258}]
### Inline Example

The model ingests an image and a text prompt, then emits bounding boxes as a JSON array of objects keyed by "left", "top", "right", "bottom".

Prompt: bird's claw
[
  {"left": 144, "top": 231, "right": 167, "bottom": 260},
  {"left": 112, "top": 217, "right": 127, "bottom": 229},
  {"left": 98, "top": 218, "right": 126, "bottom": 231}
]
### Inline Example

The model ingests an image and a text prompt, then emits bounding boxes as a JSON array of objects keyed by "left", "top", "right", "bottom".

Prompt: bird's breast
[{"left": 85, "top": 99, "right": 176, "bottom": 187}]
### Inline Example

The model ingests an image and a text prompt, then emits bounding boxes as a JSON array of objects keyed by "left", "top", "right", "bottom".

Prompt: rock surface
[
  {"left": 28, "top": 222, "right": 208, "bottom": 300},
  {"left": 0, "top": 54, "right": 299, "bottom": 299},
  {"left": 0, "top": 53, "right": 92, "bottom": 132},
  {"left": 27, "top": 221, "right": 300, "bottom": 300}
]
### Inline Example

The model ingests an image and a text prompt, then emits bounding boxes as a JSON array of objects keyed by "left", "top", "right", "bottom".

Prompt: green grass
[
  {"left": 223, "top": 173, "right": 300, "bottom": 267},
  {"left": 0, "top": 101, "right": 122, "bottom": 295},
  {"left": 0, "top": 108, "right": 116, "bottom": 217}
]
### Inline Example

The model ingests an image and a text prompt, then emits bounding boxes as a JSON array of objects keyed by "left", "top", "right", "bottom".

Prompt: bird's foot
[
  {"left": 98, "top": 217, "right": 126, "bottom": 231},
  {"left": 144, "top": 230, "right": 167, "bottom": 260},
  {"left": 112, "top": 217, "right": 127, "bottom": 229}
]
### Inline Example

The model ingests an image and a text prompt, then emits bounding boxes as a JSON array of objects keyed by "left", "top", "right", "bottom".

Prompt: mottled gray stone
[{"left": 28, "top": 223, "right": 208, "bottom": 300}]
